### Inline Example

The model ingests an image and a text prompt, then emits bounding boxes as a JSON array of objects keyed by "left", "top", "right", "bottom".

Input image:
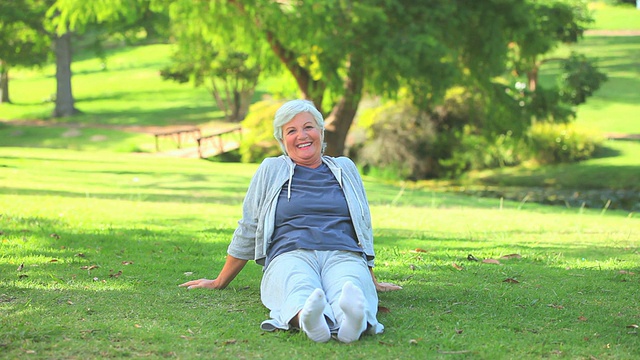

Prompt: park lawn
[
  {"left": 589, "top": 1, "right": 640, "bottom": 31},
  {"left": 538, "top": 35, "right": 640, "bottom": 135},
  {"left": 1, "top": 147, "right": 638, "bottom": 359}
]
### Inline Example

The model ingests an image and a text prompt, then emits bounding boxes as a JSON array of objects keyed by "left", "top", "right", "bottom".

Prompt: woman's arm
[
  {"left": 179, "top": 255, "right": 248, "bottom": 290},
  {"left": 369, "top": 267, "right": 402, "bottom": 292}
]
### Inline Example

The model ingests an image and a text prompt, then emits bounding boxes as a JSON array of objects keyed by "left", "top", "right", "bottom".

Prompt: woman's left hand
[{"left": 375, "top": 281, "right": 402, "bottom": 292}]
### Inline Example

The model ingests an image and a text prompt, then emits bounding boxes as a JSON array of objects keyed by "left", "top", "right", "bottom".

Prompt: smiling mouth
[{"left": 297, "top": 142, "right": 312, "bottom": 149}]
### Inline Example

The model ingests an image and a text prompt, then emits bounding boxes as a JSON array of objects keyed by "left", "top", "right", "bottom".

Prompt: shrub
[
  {"left": 353, "top": 100, "right": 438, "bottom": 180},
  {"left": 441, "top": 128, "right": 526, "bottom": 178},
  {"left": 239, "top": 99, "right": 285, "bottom": 163},
  {"left": 526, "top": 122, "right": 604, "bottom": 164}
]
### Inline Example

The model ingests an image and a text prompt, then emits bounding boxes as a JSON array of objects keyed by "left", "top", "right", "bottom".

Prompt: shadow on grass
[{"left": 592, "top": 145, "right": 623, "bottom": 159}]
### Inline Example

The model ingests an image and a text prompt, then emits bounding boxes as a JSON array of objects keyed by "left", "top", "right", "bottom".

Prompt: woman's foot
[
  {"left": 299, "top": 288, "right": 331, "bottom": 343},
  {"left": 337, "top": 281, "right": 367, "bottom": 343}
]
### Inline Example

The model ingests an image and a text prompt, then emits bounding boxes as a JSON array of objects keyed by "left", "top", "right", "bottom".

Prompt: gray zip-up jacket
[{"left": 227, "top": 155, "right": 376, "bottom": 267}]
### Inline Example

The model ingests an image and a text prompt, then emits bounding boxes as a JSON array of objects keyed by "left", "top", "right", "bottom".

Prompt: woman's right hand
[{"left": 179, "top": 278, "right": 218, "bottom": 290}]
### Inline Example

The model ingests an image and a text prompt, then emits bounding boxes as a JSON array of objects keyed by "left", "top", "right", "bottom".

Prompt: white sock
[
  {"left": 337, "top": 281, "right": 367, "bottom": 343},
  {"left": 299, "top": 288, "right": 331, "bottom": 343}
]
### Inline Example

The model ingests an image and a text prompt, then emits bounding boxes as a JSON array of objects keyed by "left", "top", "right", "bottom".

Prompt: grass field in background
[
  {"left": 589, "top": 1, "right": 640, "bottom": 30},
  {"left": 1, "top": 148, "right": 638, "bottom": 359}
]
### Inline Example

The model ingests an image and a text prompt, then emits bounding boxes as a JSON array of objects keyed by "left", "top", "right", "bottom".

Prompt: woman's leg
[
  {"left": 260, "top": 250, "right": 332, "bottom": 342},
  {"left": 319, "top": 251, "right": 381, "bottom": 343}
]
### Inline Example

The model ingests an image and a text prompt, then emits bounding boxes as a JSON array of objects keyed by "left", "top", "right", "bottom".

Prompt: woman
[{"left": 180, "top": 99, "right": 401, "bottom": 343}]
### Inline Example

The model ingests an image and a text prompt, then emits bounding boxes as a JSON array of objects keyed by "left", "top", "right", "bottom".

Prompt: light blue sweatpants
[{"left": 259, "top": 249, "right": 383, "bottom": 335}]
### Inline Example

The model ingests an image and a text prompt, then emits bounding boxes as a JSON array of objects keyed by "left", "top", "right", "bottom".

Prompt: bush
[
  {"left": 441, "top": 128, "right": 526, "bottom": 178},
  {"left": 352, "top": 100, "right": 438, "bottom": 180},
  {"left": 239, "top": 99, "right": 286, "bottom": 163},
  {"left": 527, "top": 122, "right": 604, "bottom": 164}
]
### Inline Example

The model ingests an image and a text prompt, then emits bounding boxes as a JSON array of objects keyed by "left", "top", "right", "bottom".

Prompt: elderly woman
[{"left": 180, "top": 99, "right": 401, "bottom": 343}]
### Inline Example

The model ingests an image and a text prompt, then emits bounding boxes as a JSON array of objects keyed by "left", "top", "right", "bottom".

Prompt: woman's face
[{"left": 283, "top": 112, "right": 323, "bottom": 168}]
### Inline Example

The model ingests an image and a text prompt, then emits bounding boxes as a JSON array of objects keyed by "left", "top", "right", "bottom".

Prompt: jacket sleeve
[
  {"left": 337, "top": 157, "right": 376, "bottom": 267},
  {"left": 227, "top": 161, "right": 269, "bottom": 260}
]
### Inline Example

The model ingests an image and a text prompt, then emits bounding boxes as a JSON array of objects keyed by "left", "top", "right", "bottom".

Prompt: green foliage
[
  {"left": 528, "top": 84, "right": 576, "bottom": 123},
  {"left": 353, "top": 100, "right": 437, "bottom": 180},
  {"left": 238, "top": 99, "right": 285, "bottom": 163},
  {"left": 0, "top": 0, "right": 50, "bottom": 69},
  {"left": 526, "top": 122, "right": 605, "bottom": 164},
  {"left": 441, "top": 128, "right": 527, "bottom": 178},
  {"left": 558, "top": 52, "right": 608, "bottom": 105}
]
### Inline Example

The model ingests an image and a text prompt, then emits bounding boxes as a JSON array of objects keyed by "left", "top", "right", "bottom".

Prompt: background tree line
[{"left": 1, "top": 0, "right": 609, "bottom": 179}]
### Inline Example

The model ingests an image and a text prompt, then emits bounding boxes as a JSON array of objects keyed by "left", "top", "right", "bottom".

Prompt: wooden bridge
[{"left": 154, "top": 126, "right": 242, "bottom": 158}]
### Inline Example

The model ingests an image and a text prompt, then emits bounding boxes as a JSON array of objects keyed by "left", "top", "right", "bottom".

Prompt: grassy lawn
[
  {"left": 589, "top": 1, "right": 640, "bottom": 30},
  {"left": 1, "top": 148, "right": 638, "bottom": 359}
]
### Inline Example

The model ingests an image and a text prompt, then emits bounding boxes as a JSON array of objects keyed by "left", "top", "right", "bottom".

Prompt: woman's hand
[
  {"left": 179, "top": 278, "right": 218, "bottom": 290},
  {"left": 375, "top": 281, "right": 403, "bottom": 292}
]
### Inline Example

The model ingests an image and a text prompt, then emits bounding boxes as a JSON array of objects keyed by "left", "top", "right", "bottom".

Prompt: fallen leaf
[
  {"left": 452, "top": 262, "right": 463, "bottom": 270},
  {"left": 50, "top": 259, "right": 58, "bottom": 263},
  {"left": 619, "top": 270, "right": 635, "bottom": 275},
  {"left": 548, "top": 304, "right": 565, "bottom": 310},
  {"left": 503, "top": 278, "right": 519, "bottom": 284},
  {"left": 184, "top": 272, "right": 194, "bottom": 276},
  {"left": 67, "top": 300, "right": 74, "bottom": 305},
  {"left": 500, "top": 254, "right": 522, "bottom": 259},
  {"left": 467, "top": 254, "right": 479, "bottom": 262},
  {"left": 50, "top": 233, "right": 60, "bottom": 239},
  {"left": 17, "top": 263, "right": 24, "bottom": 272},
  {"left": 455, "top": 329, "right": 463, "bottom": 334},
  {"left": 409, "top": 339, "right": 418, "bottom": 345},
  {"left": 626, "top": 324, "right": 639, "bottom": 329},
  {"left": 409, "top": 264, "right": 416, "bottom": 271},
  {"left": 134, "top": 324, "right": 142, "bottom": 328},
  {"left": 109, "top": 270, "right": 122, "bottom": 278},
  {"left": 18, "top": 274, "right": 28, "bottom": 279},
  {"left": 122, "top": 261, "right": 134, "bottom": 265},
  {"left": 578, "top": 316, "right": 588, "bottom": 321},
  {"left": 414, "top": 248, "right": 428, "bottom": 253},
  {"left": 378, "top": 306, "right": 391, "bottom": 313},
  {"left": 223, "top": 339, "right": 237, "bottom": 345},
  {"left": 482, "top": 259, "right": 501, "bottom": 265},
  {"left": 75, "top": 253, "right": 86, "bottom": 258}
]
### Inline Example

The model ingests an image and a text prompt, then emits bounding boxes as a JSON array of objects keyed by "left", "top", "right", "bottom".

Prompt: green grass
[
  {"left": 539, "top": 35, "right": 640, "bottom": 134},
  {"left": 1, "top": 148, "right": 638, "bottom": 359},
  {"left": 589, "top": 1, "right": 640, "bottom": 30},
  {"left": 3, "top": 44, "right": 225, "bottom": 127}
]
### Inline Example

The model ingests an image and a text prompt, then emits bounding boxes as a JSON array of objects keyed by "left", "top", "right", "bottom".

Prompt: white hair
[{"left": 273, "top": 99, "right": 325, "bottom": 155}]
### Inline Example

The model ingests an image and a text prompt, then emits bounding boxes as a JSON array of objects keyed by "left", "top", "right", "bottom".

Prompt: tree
[
  {"left": 54, "top": 0, "right": 532, "bottom": 155},
  {"left": 48, "top": 0, "right": 169, "bottom": 117},
  {"left": 159, "top": 5, "right": 260, "bottom": 122},
  {"left": 54, "top": 1, "right": 598, "bottom": 158},
  {"left": 508, "top": 0, "right": 593, "bottom": 92},
  {"left": 0, "top": 0, "right": 50, "bottom": 104}
]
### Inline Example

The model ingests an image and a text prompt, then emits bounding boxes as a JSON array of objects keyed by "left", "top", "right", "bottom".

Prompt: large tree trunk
[
  {"left": 0, "top": 64, "right": 10, "bottom": 104},
  {"left": 53, "top": 31, "right": 79, "bottom": 117},
  {"left": 323, "top": 56, "right": 364, "bottom": 156}
]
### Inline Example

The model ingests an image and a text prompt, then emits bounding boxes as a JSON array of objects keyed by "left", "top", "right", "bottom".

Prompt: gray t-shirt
[{"left": 265, "top": 163, "right": 363, "bottom": 268}]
